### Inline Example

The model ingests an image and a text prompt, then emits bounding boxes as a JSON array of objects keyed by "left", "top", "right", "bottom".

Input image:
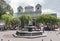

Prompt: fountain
[
  {"left": 13, "top": 22, "right": 47, "bottom": 38},
  {"left": 13, "top": 25, "right": 47, "bottom": 38}
]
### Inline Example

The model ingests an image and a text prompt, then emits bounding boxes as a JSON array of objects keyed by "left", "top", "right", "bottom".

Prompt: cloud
[
  {"left": 6, "top": 0, "right": 60, "bottom": 18},
  {"left": 42, "top": 9, "right": 60, "bottom": 18},
  {"left": 42, "top": 0, "right": 60, "bottom": 18},
  {"left": 42, "top": 9, "right": 56, "bottom": 14},
  {"left": 6, "top": 0, "right": 44, "bottom": 13}
]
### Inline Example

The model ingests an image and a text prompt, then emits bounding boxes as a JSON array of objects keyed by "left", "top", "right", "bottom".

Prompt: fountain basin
[
  {"left": 16, "top": 30, "right": 43, "bottom": 36},
  {"left": 13, "top": 26, "right": 47, "bottom": 38},
  {"left": 13, "top": 31, "right": 47, "bottom": 38}
]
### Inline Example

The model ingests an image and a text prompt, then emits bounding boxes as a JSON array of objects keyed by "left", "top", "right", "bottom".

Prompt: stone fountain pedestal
[{"left": 13, "top": 26, "right": 47, "bottom": 38}]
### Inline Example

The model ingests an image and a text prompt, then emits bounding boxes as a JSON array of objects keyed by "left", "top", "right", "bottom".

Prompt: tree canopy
[
  {"left": 1, "top": 14, "right": 21, "bottom": 29},
  {"left": 0, "top": 0, "right": 13, "bottom": 18},
  {"left": 1, "top": 14, "right": 13, "bottom": 25},
  {"left": 19, "top": 14, "right": 32, "bottom": 27},
  {"left": 36, "top": 14, "right": 58, "bottom": 25},
  {"left": 19, "top": 14, "right": 32, "bottom": 23},
  {"left": 10, "top": 18, "right": 20, "bottom": 26}
]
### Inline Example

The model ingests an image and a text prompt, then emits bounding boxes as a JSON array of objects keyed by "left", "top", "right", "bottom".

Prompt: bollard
[
  {"left": 1, "top": 39, "right": 3, "bottom": 41},
  {"left": 42, "top": 39, "right": 43, "bottom": 41}
]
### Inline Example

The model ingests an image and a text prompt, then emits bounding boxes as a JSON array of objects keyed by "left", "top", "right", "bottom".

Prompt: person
[
  {"left": 40, "top": 24, "right": 43, "bottom": 30},
  {"left": 40, "top": 24, "right": 44, "bottom": 32}
]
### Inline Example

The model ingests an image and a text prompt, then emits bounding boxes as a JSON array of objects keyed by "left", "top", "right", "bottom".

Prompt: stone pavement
[{"left": 0, "top": 30, "right": 60, "bottom": 41}]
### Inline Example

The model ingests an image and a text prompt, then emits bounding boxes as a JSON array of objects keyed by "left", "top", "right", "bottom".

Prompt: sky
[{"left": 5, "top": 0, "right": 60, "bottom": 18}]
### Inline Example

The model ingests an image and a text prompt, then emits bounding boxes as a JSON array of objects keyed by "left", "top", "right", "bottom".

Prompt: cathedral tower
[
  {"left": 35, "top": 4, "right": 42, "bottom": 13},
  {"left": 17, "top": 6, "right": 23, "bottom": 13}
]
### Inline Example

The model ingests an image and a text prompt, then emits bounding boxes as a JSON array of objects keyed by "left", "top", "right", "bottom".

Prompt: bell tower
[
  {"left": 35, "top": 4, "right": 42, "bottom": 13},
  {"left": 17, "top": 6, "right": 23, "bottom": 13}
]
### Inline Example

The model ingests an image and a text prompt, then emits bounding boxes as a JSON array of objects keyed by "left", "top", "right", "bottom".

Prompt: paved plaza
[{"left": 0, "top": 30, "right": 60, "bottom": 41}]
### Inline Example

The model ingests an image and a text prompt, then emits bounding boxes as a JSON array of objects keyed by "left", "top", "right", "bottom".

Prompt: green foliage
[
  {"left": 1, "top": 14, "right": 20, "bottom": 29},
  {"left": 10, "top": 18, "right": 20, "bottom": 26},
  {"left": 36, "top": 14, "right": 58, "bottom": 25},
  {"left": 0, "top": 0, "right": 14, "bottom": 17},
  {"left": 19, "top": 14, "right": 32, "bottom": 22},
  {"left": 1, "top": 14, "right": 13, "bottom": 25},
  {"left": 19, "top": 14, "right": 32, "bottom": 26},
  {"left": 57, "top": 18, "right": 60, "bottom": 25},
  {"left": 0, "top": 5, "right": 6, "bottom": 18}
]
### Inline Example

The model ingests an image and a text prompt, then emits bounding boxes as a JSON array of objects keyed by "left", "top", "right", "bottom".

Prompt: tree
[
  {"left": 57, "top": 18, "right": 60, "bottom": 25},
  {"left": 1, "top": 14, "right": 13, "bottom": 29},
  {"left": 19, "top": 14, "right": 32, "bottom": 28},
  {"left": 0, "top": 0, "right": 13, "bottom": 18},
  {"left": 10, "top": 18, "right": 20, "bottom": 29},
  {"left": 36, "top": 14, "right": 58, "bottom": 25}
]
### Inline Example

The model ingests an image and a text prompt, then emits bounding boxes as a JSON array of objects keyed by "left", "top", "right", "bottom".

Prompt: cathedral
[{"left": 16, "top": 4, "right": 42, "bottom": 18}]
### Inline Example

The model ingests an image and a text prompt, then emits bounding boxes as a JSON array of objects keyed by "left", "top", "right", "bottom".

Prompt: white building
[{"left": 16, "top": 4, "right": 42, "bottom": 18}]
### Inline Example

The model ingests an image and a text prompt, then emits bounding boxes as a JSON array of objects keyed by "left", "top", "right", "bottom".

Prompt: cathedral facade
[{"left": 16, "top": 4, "right": 42, "bottom": 18}]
